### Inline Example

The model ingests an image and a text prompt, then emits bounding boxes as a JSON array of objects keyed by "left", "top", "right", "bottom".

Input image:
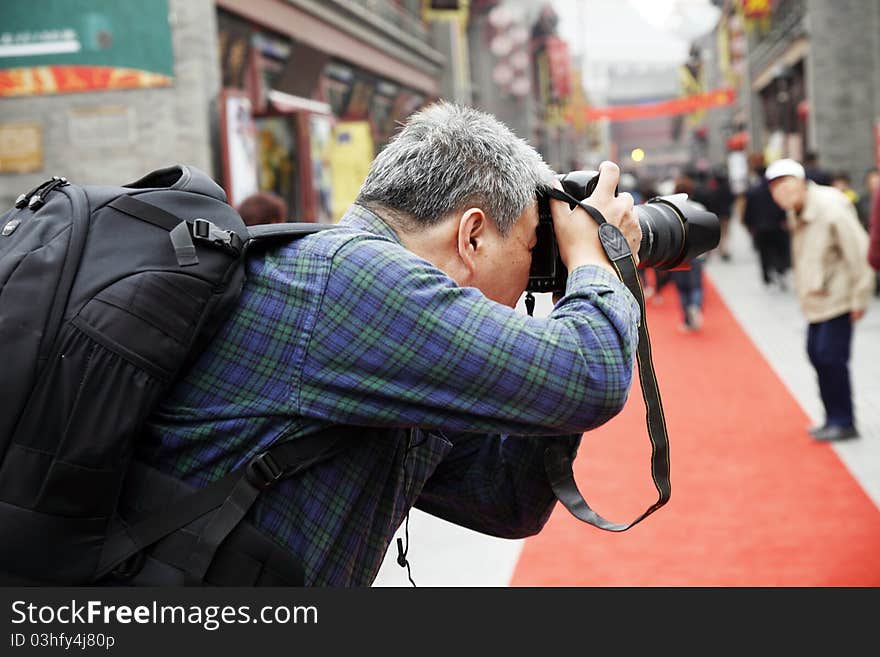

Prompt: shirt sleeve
[
  {"left": 414, "top": 431, "right": 580, "bottom": 539},
  {"left": 834, "top": 202, "right": 876, "bottom": 310},
  {"left": 298, "top": 236, "right": 640, "bottom": 436}
]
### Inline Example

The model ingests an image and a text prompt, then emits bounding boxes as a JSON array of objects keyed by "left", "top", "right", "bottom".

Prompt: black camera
[{"left": 527, "top": 170, "right": 721, "bottom": 293}]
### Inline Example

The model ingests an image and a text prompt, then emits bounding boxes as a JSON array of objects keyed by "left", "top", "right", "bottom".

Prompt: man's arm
[
  {"left": 298, "top": 238, "right": 640, "bottom": 437},
  {"left": 414, "top": 431, "right": 578, "bottom": 538},
  {"left": 835, "top": 199, "right": 874, "bottom": 315}
]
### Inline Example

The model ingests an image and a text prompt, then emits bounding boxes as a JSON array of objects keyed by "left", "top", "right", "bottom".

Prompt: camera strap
[{"left": 541, "top": 189, "right": 670, "bottom": 531}]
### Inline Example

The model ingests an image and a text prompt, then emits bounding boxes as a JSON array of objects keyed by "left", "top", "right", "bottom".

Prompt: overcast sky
[{"left": 553, "top": 0, "right": 720, "bottom": 65}]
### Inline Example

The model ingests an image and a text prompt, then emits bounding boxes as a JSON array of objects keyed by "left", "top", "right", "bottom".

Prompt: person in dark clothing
[
  {"left": 743, "top": 153, "right": 790, "bottom": 289},
  {"left": 669, "top": 175, "right": 707, "bottom": 331},
  {"left": 702, "top": 166, "right": 735, "bottom": 261},
  {"left": 803, "top": 151, "right": 831, "bottom": 186}
]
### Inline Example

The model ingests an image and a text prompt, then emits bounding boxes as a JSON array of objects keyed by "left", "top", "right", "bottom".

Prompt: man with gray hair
[
  {"left": 766, "top": 158, "right": 874, "bottom": 442},
  {"left": 138, "top": 102, "right": 642, "bottom": 586}
]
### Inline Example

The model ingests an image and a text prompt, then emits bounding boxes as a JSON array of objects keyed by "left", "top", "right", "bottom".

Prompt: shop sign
[
  {"left": 545, "top": 36, "right": 571, "bottom": 101},
  {"left": 0, "top": 0, "right": 174, "bottom": 97},
  {"left": 740, "top": 0, "right": 773, "bottom": 20},
  {"left": 0, "top": 122, "right": 42, "bottom": 173},
  {"left": 220, "top": 90, "right": 259, "bottom": 208}
]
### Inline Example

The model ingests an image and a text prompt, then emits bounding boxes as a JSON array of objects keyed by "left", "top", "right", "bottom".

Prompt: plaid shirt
[{"left": 144, "top": 204, "right": 640, "bottom": 586}]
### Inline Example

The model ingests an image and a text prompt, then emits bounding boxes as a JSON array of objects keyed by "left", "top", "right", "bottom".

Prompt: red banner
[
  {"left": 0, "top": 65, "right": 172, "bottom": 97},
  {"left": 577, "top": 88, "right": 736, "bottom": 123}
]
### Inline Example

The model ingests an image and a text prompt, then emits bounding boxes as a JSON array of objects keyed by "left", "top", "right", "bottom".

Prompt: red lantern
[
  {"left": 740, "top": 0, "right": 773, "bottom": 20},
  {"left": 726, "top": 130, "right": 750, "bottom": 151}
]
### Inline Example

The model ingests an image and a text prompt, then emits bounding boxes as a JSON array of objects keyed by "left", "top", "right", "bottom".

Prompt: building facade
[
  {"left": 0, "top": 0, "right": 451, "bottom": 221},
  {"left": 703, "top": 0, "right": 880, "bottom": 195},
  {"left": 0, "top": 0, "right": 221, "bottom": 209}
]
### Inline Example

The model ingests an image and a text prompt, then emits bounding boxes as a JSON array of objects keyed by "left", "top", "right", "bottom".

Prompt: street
[{"left": 373, "top": 215, "right": 880, "bottom": 586}]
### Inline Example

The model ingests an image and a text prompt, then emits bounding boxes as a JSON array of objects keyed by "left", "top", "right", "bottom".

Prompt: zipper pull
[
  {"left": 15, "top": 178, "right": 56, "bottom": 209},
  {"left": 27, "top": 176, "right": 68, "bottom": 211}
]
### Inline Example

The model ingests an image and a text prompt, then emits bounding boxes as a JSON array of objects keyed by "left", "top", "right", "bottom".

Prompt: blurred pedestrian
[
  {"left": 830, "top": 171, "right": 859, "bottom": 208},
  {"left": 236, "top": 191, "right": 288, "bottom": 226},
  {"left": 703, "top": 165, "right": 735, "bottom": 261},
  {"left": 803, "top": 151, "right": 831, "bottom": 186},
  {"left": 766, "top": 158, "right": 875, "bottom": 442},
  {"left": 742, "top": 152, "right": 790, "bottom": 290},
  {"left": 669, "top": 175, "right": 707, "bottom": 332},
  {"left": 868, "top": 177, "right": 880, "bottom": 284},
  {"left": 857, "top": 167, "right": 879, "bottom": 229}
]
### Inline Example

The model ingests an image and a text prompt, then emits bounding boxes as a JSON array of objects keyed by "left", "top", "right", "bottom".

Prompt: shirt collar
[{"left": 338, "top": 204, "right": 403, "bottom": 244}]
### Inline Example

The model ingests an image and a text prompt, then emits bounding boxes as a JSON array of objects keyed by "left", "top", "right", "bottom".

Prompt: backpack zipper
[
  {"left": 27, "top": 177, "right": 69, "bottom": 210},
  {"left": 14, "top": 179, "right": 56, "bottom": 208}
]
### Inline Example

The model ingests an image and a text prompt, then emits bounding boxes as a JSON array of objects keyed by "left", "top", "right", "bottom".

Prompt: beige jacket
[{"left": 788, "top": 182, "right": 875, "bottom": 323}]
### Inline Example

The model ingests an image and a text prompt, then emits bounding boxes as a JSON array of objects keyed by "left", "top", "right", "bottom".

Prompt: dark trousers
[
  {"left": 806, "top": 313, "right": 854, "bottom": 427},
  {"left": 670, "top": 258, "right": 704, "bottom": 323},
  {"left": 753, "top": 229, "right": 790, "bottom": 284}
]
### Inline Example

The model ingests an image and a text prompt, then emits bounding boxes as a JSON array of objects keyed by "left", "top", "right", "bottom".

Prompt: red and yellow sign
[
  {"left": 0, "top": 65, "right": 171, "bottom": 97},
  {"left": 1, "top": 0, "right": 175, "bottom": 97},
  {"left": 576, "top": 88, "right": 736, "bottom": 123},
  {"left": 740, "top": 0, "right": 773, "bottom": 20}
]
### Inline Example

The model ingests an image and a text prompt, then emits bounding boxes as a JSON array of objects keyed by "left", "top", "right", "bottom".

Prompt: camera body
[{"left": 527, "top": 171, "right": 720, "bottom": 294}]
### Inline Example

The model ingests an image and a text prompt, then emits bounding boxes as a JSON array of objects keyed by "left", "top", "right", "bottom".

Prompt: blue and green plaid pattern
[{"left": 143, "top": 204, "right": 640, "bottom": 586}]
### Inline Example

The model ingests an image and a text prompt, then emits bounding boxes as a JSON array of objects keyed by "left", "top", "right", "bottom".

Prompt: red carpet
[{"left": 511, "top": 277, "right": 880, "bottom": 586}]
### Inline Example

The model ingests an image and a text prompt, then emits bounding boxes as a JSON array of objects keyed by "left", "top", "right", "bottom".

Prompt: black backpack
[{"left": 0, "top": 165, "right": 344, "bottom": 586}]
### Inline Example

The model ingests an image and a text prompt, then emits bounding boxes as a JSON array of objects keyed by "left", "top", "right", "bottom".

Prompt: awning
[{"left": 267, "top": 90, "right": 332, "bottom": 115}]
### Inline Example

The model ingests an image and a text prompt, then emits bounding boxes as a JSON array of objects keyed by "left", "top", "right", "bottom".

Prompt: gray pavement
[{"left": 373, "top": 216, "right": 880, "bottom": 586}]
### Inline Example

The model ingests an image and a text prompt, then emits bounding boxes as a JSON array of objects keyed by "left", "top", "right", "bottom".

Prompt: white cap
[{"left": 765, "top": 158, "right": 806, "bottom": 181}]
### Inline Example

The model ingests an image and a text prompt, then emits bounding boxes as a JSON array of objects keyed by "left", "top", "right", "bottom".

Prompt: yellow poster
[
  {"left": 329, "top": 121, "right": 374, "bottom": 223},
  {"left": 0, "top": 122, "right": 42, "bottom": 173}
]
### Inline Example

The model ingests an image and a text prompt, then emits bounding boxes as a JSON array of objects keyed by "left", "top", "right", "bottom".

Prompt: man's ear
[{"left": 456, "top": 207, "right": 486, "bottom": 276}]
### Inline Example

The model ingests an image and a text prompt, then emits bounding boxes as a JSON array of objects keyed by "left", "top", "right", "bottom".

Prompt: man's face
[
  {"left": 769, "top": 176, "right": 806, "bottom": 211},
  {"left": 472, "top": 202, "right": 539, "bottom": 308}
]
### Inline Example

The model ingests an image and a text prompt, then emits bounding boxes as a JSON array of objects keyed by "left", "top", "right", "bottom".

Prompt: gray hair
[{"left": 356, "top": 101, "right": 556, "bottom": 236}]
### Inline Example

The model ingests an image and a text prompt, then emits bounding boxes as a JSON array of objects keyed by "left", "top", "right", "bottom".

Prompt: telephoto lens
[{"left": 527, "top": 170, "right": 721, "bottom": 293}]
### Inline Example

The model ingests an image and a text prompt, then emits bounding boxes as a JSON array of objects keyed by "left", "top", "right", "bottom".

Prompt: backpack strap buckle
[
  {"left": 246, "top": 452, "right": 284, "bottom": 489},
  {"left": 192, "top": 218, "right": 243, "bottom": 256},
  {"left": 192, "top": 218, "right": 211, "bottom": 239}
]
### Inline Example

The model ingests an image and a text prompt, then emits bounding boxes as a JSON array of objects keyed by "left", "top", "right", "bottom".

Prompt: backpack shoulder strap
[
  {"left": 245, "top": 221, "right": 337, "bottom": 246},
  {"left": 243, "top": 222, "right": 338, "bottom": 257},
  {"left": 97, "top": 428, "right": 353, "bottom": 584}
]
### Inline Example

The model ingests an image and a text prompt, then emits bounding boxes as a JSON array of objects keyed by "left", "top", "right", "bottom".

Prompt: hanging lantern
[
  {"left": 739, "top": 0, "right": 773, "bottom": 33},
  {"left": 726, "top": 130, "right": 750, "bottom": 151},
  {"left": 740, "top": 0, "right": 772, "bottom": 20}
]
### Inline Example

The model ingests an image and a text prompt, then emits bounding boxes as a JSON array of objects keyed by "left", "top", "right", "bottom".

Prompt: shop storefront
[{"left": 215, "top": 4, "right": 437, "bottom": 222}]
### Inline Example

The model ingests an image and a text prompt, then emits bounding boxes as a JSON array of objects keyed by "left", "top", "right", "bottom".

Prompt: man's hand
[
  {"left": 852, "top": 308, "right": 866, "bottom": 322},
  {"left": 550, "top": 161, "right": 642, "bottom": 276}
]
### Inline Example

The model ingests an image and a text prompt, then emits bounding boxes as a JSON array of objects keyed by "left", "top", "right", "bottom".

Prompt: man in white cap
[{"left": 766, "top": 158, "right": 874, "bottom": 441}]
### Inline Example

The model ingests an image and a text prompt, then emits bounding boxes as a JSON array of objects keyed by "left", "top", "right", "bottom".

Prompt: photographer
[{"left": 140, "top": 102, "right": 642, "bottom": 586}]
